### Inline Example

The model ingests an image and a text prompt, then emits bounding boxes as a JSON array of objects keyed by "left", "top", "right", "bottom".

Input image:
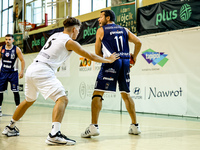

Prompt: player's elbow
[{"left": 135, "top": 40, "right": 142, "bottom": 47}]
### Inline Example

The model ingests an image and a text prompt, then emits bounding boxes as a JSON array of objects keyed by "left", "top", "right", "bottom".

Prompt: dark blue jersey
[
  {"left": 102, "top": 24, "right": 130, "bottom": 59},
  {"left": 94, "top": 24, "right": 131, "bottom": 93},
  {"left": 1, "top": 45, "right": 18, "bottom": 72}
]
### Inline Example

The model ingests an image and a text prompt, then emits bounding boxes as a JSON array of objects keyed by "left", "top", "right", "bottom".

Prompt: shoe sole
[
  {"left": 45, "top": 139, "right": 76, "bottom": 146},
  {"left": 81, "top": 132, "right": 100, "bottom": 138},
  {"left": 7, "top": 133, "right": 20, "bottom": 137},
  {"left": 128, "top": 131, "right": 141, "bottom": 135}
]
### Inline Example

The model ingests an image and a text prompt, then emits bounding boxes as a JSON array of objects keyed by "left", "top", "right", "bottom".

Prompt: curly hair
[{"left": 101, "top": 10, "right": 116, "bottom": 22}]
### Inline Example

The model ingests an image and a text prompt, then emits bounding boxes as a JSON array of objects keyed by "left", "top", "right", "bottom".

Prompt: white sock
[
  {"left": 0, "top": 106, "right": 2, "bottom": 111},
  {"left": 51, "top": 122, "right": 61, "bottom": 136},
  {"left": 9, "top": 118, "right": 17, "bottom": 128}
]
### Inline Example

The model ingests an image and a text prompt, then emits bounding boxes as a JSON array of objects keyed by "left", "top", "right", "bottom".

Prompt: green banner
[
  {"left": 111, "top": 4, "right": 136, "bottom": 33},
  {"left": 14, "top": 34, "right": 23, "bottom": 52}
]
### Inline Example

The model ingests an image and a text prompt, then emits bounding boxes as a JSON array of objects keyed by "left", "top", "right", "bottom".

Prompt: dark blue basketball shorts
[
  {"left": 94, "top": 59, "right": 130, "bottom": 93},
  {"left": 0, "top": 71, "right": 19, "bottom": 92}
]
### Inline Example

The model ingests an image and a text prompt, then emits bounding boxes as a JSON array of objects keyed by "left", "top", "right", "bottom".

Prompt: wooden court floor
[{"left": 1, "top": 102, "right": 200, "bottom": 150}]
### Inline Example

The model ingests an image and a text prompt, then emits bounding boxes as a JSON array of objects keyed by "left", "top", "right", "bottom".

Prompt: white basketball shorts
[{"left": 25, "top": 62, "right": 66, "bottom": 102}]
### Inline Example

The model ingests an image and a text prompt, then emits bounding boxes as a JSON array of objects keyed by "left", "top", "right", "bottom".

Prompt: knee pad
[{"left": 92, "top": 95, "right": 104, "bottom": 100}]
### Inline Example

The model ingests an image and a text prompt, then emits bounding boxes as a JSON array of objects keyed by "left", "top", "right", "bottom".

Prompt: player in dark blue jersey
[
  {"left": 0, "top": 34, "right": 25, "bottom": 117},
  {"left": 81, "top": 10, "right": 142, "bottom": 138}
]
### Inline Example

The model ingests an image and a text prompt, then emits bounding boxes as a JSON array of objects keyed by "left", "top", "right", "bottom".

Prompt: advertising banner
[
  {"left": 24, "top": 18, "right": 99, "bottom": 53},
  {"left": 6, "top": 27, "right": 200, "bottom": 116},
  {"left": 137, "top": 1, "right": 200, "bottom": 35},
  {"left": 123, "top": 28, "right": 200, "bottom": 116},
  {"left": 76, "top": 18, "right": 99, "bottom": 45},
  {"left": 13, "top": 0, "right": 23, "bottom": 34},
  {"left": 14, "top": 34, "right": 23, "bottom": 52},
  {"left": 23, "top": 27, "right": 63, "bottom": 53},
  {"left": 112, "top": 4, "right": 136, "bottom": 33}
]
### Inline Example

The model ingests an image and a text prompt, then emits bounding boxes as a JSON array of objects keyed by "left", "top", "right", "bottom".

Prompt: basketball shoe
[
  {"left": 128, "top": 124, "right": 141, "bottom": 135},
  {"left": 81, "top": 124, "right": 100, "bottom": 138},
  {"left": 0, "top": 110, "right": 2, "bottom": 117},
  {"left": 45, "top": 131, "right": 76, "bottom": 145},
  {"left": 2, "top": 125, "right": 20, "bottom": 136}
]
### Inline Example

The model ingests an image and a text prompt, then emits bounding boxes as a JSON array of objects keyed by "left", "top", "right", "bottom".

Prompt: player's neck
[
  {"left": 107, "top": 21, "right": 115, "bottom": 25},
  {"left": 5, "top": 45, "right": 13, "bottom": 50},
  {"left": 63, "top": 31, "right": 72, "bottom": 38}
]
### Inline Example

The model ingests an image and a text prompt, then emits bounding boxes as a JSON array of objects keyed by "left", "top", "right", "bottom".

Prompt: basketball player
[
  {"left": 81, "top": 10, "right": 142, "bottom": 138},
  {"left": 0, "top": 34, "right": 25, "bottom": 117},
  {"left": 2, "top": 17, "right": 119, "bottom": 146}
]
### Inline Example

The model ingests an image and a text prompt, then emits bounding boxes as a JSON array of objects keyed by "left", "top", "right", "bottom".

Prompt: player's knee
[
  {"left": 25, "top": 96, "right": 36, "bottom": 103},
  {"left": 121, "top": 92, "right": 131, "bottom": 100},
  {"left": 92, "top": 95, "right": 104, "bottom": 101},
  {"left": 57, "top": 96, "right": 68, "bottom": 106}
]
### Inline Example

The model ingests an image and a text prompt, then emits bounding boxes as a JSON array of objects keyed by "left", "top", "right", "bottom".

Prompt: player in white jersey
[{"left": 2, "top": 17, "right": 119, "bottom": 146}]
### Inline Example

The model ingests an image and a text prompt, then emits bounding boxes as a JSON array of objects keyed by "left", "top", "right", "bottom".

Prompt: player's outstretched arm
[{"left": 66, "top": 40, "right": 119, "bottom": 63}]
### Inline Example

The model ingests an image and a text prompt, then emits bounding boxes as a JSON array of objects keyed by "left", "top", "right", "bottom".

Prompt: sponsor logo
[
  {"left": 79, "top": 57, "right": 92, "bottom": 71},
  {"left": 156, "top": 4, "right": 192, "bottom": 25},
  {"left": 142, "top": 48, "right": 168, "bottom": 67},
  {"left": 103, "top": 77, "right": 114, "bottom": 81},
  {"left": 180, "top": 4, "right": 192, "bottom": 21},
  {"left": 105, "top": 68, "right": 116, "bottom": 74},
  {"left": 83, "top": 26, "right": 98, "bottom": 39},
  {"left": 148, "top": 87, "right": 183, "bottom": 99},
  {"left": 110, "top": 31, "right": 123, "bottom": 35},
  {"left": 5, "top": 52, "right": 10, "bottom": 57},
  {"left": 32, "top": 36, "right": 46, "bottom": 48},
  {"left": 79, "top": 57, "right": 91, "bottom": 67},
  {"left": 133, "top": 87, "right": 141, "bottom": 95},
  {"left": 131, "top": 86, "right": 183, "bottom": 100},
  {"left": 11, "top": 50, "right": 15, "bottom": 59},
  {"left": 3, "top": 60, "right": 12, "bottom": 63},
  {"left": 105, "top": 83, "right": 110, "bottom": 89},
  {"left": 3, "top": 64, "right": 11, "bottom": 68},
  {"left": 79, "top": 82, "right": 86, "bottom": 99},
  {"left": 132, "top": 87, "right": 142, "bottom": 99}
]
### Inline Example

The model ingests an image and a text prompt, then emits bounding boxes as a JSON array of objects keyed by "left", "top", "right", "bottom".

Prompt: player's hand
[
  {"left": 107, "top": 52, "right": 120, "bottom": 63},
  {"left": 19, "top": 71, "right": 24, "bottom": 79},
  {"left": 130, "top": 53, "right": 136, "bottom": 68}
]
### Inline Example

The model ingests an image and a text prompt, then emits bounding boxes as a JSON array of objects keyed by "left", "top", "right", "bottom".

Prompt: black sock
[{"left": 13, "top": 92, "right": 20, "bottom": 106}]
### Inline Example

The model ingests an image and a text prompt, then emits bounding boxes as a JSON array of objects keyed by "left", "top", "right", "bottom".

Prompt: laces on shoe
[{"left": 50, "top": 131, "right": 74, "bottom": 141}]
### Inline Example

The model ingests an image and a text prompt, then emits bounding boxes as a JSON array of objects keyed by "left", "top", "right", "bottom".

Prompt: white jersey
[{"left": 34, "top": 32, "right": 72, "bottom": 73}]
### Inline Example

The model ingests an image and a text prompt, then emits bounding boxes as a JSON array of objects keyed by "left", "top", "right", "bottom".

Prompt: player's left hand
[
  {"left": 19, "top": 71, "right": 24, "bottom": 79},
  {"left": 130, "top": 53, "right": 136, "bottom": 68}
]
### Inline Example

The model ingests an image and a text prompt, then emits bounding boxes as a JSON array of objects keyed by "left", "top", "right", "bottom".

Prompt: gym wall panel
[{"left": 4, "top": 27, "right": 200, "bottom": 117}]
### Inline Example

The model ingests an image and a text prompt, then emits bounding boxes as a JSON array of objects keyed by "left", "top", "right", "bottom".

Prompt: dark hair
[
  {"left": 101, "top": 10, "right": 116, "bottom": 22},
  {"left": 5, "top": 34, "right": 14, "bottom": 38},
  {"left": 63, "top": 17, "right": 81, "bottom": 28}
]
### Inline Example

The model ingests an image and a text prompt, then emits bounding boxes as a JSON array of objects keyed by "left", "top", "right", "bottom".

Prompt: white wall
[{"left": 4, "top": 27, "right": 200, "bottom": 117}]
